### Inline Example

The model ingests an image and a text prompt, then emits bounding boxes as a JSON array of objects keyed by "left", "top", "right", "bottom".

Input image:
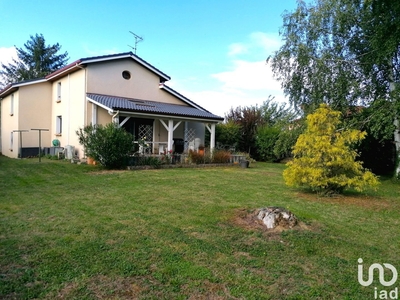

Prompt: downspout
[
  {"left": 75, "top": 63, "right": 86, "bottom": 126},
  {"left": 111, "top": 110, "right": 120, "bottom": 125},
  {"left": 67, "top": 73, "right": 70, "bottom": 146}
]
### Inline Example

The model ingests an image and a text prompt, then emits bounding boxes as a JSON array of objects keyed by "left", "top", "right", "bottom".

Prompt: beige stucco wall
[
  {"left": 1, "top": 92, "right": 19, "bottom": 158},
  {"left": 86, "top": 59, "right": 186, "bottom": 105},
  {"left": 1, "top": 83, "right": 53, "bottom": 158},
  {"left": 50, "top": 69, "right": 86, "bottom": 157},
  {"left": 18, "top": 82, "right": 52, "bottom": 150}
]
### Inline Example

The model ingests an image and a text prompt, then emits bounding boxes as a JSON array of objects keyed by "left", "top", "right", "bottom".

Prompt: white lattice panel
[
  {"left": 138, "top": 125, "right": 153, "bottom": 142},
  {"left": 184, "top": 128, "right": 195, "bottom": 151}
]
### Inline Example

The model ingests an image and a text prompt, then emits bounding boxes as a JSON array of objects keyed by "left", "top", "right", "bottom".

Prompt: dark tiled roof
[
  {"left": 87, "top": 93, "right": 223, "bottom": 121},
  {"left": 45, "top": 52, "right": 171, "bottom": 82}
]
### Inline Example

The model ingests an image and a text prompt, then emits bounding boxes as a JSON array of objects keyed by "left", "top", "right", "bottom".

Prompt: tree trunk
[
  {"left": 394, "top": 118, "right": 400, "bottom": 178},
  {"left": 389, "top": 65, "right": 399, "bottom": 179}
]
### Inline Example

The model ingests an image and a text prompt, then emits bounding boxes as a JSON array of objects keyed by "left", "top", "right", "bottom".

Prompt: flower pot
[
  {"left": 240, "top": 160, "right": 249, "bottom": 168},
  {"left": 87, "top": 157, "right": 96, "bottom": 165}
]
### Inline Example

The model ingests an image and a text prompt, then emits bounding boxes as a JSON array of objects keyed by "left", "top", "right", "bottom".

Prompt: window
[
  {"left": 122, "top": 70, "right": 131, "bottom": 80},
  {"left": 10, "top": 94, "right": 14, "bottom": 116},
  {"left": 10, "top": 132, "right": 13, "bottom": 151},
  {"left": 56, "top": 115, "right": 62, "bottom": 135},
  {"left": 57, "top": 82, "right": 61, "bottom": 102}
]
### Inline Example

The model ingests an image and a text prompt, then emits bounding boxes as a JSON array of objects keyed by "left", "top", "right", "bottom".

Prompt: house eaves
[
  {"left": 45, "top": 52, "right": 171, "bottom": 83},
  {"left": 87, "top": 93, "right": 224, "bottom": 122},
  {"left": 45, "top": 60, "right": 83, "bottom": 81}
]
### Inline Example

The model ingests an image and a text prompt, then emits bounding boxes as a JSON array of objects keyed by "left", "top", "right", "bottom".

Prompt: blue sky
[{"left": 0, "top": 0, "right": 298, "bottom": 117}]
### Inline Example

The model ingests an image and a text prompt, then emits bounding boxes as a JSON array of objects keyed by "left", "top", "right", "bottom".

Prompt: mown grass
[{"left": 0, "top": 155, "right": 399, "bottom": 299}]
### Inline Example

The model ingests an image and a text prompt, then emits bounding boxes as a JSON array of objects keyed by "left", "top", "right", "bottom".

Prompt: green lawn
[{"left": 0, "top": 156, "right": 399, "bottom": 299}]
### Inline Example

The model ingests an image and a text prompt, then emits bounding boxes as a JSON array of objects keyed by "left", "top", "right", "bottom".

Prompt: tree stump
[{"left": 255, "top": 207, "right": 298, "bottom": 229}]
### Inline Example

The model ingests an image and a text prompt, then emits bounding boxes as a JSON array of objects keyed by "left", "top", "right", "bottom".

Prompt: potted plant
[{"left": 198, "top": 144, "right": 205, "bottom": 156}]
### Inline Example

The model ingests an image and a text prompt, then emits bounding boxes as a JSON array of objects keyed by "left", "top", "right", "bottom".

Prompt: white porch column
[
  {"left": 168, "top": 120, "right": 174, "bottom": 152},
  {"left": 210, "top": 123, "right": 216, "bottom": 151},
  {"left": 160, "top": 119, "right": 182, "bottom": 152},
  {"left": 206, "top": 123, "right": 216, "bottom": 152},
  {"left": 91, "top": 103, "right": 97, "bottom": 125}
]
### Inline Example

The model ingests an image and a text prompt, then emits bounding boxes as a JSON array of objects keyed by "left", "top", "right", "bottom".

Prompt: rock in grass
[{"left": 255, "top": 207, "right": 298, "bottom": 229}]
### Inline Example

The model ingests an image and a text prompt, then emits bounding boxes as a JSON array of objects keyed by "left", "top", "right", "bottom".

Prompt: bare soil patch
[{"left": 231, "top": 208, "right": 313, "bottom": 238}]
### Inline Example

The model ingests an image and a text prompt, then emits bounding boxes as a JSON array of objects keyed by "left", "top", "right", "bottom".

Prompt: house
[{"left": 0, "top": 52, "right": 223, "bottom": 159}]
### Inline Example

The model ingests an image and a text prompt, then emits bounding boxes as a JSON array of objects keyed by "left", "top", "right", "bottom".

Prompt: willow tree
[{"left": 270, "top": 0, "right": 400, "bottom": 178}]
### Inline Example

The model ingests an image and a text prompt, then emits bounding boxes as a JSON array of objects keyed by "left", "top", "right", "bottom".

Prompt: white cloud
[
  {"left": 179, "top": 80, "right": 287, "bottom": 119},
  {"left": 178, "top": 32, "right": 287, "bottom": 117},
  {"left": 227, "top": 32, "right": 282, "bottom": 59},
  {"left": 212, "top": 60, "right": 281, "bottom": 91},
  {"left": 0, "top": 47, "right": 18, "bottom": 88},
  {"left": 249, "top": 32, "right": 281, "bottom": 54},
  {"left": 228, "top": 43, "right": 248, "bottom": 56},
  {"left": 0, "top": 47, "right": 18, "bottom": 65}
]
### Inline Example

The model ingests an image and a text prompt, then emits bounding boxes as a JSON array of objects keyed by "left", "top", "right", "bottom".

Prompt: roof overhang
[
  {"left": 86, "top": 93, "right": 223, "bottom": 123},
  {"left": 45, "top": 52, "right": 171, "bottom": 83},
  {"left": 45, "top": 60, "right": 83, "bottom": 81}
]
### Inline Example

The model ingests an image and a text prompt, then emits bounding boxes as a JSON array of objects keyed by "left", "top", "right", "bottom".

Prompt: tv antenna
[{"left": 129, "top": 31, "right": 144, "bottom": 54}]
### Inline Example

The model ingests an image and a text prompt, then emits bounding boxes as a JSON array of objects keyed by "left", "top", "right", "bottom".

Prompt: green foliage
[
  {"left": 224, "top": 97, "right": 296, "bottom": 158},
  {"left": 0, "top": 34, "right": 69, "bottom": 86},
  {"left": 225, "top": 105, "right": 261, "bottom": 155},
  {"left": 140, "top": 156, "right": 163, "bottom": 168},
  {"left": 255, "top": 125, "right": 280, "bottom": 161},
  {"left": 283, "top": 104, "right": 379, "bottom": 195},
  {"left": 273, "top": 120, "right": 305, "bottom": 160},
  {"left": 76, "top": 123, "right": 133, "bottom": 169},
  {"left": 45, "top": 154, "right": 59, "bottom": 160},
  {"left": 269, "top": 0, "right": 400, "bottom": 130},
  {"left": 215, "top": 121, "right": 240, "bottom": 150},
  {"left": 271, "top": 0, "right": 400, "bottom": 178}
]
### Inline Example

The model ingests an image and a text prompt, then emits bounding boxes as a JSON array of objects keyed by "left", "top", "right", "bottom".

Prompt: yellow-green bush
[{"left": 283, "top": 104, "right": 379, "bottom": 195}]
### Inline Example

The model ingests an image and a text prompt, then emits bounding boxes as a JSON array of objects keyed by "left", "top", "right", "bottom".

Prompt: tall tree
[
  {"left": 270, "top": 0, "right": 400, "bottom": 177},
  {"left": 0, "top": 34, "right": 69, "bottom": 86}
]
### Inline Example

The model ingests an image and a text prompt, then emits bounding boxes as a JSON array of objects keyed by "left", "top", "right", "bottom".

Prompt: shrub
[
  {"left": 212, "top": 150, "right": 231, "bottom": 163},
  {"left": 255, "top": 125, "right": 280, "bottom": 161},
  {"left": 140, "top": 156, "right": 163, "bottom": 168},
  {"left": 188, "top": 150, "right": 212, "bottom": 164},
  {"left": 215, "top": 121, "right": 241, "bottom": 150},
  {"left": 273, "top": 120, "right": 305, "bottom": 160},
  {"left": 283, "top": 104, "right": 379, "bottom": 195},
  {"left": 76, "top": 123, "right": 133, "bottom": 169}
]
